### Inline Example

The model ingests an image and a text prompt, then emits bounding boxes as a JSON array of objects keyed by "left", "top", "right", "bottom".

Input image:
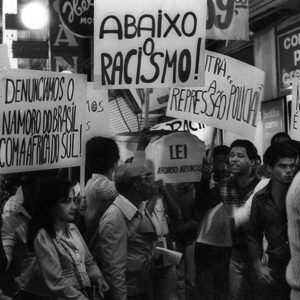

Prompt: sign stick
[
  {"left": 144, "top": 88, "right": 150, "bottom": 129},
  {"left": 207, "top": 127, "right": 218, "bottom": 161}
]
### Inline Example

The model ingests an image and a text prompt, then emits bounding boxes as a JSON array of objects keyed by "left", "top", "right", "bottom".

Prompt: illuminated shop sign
[{"left": 277, "top": 23, "right": 300, "bottom": 93}]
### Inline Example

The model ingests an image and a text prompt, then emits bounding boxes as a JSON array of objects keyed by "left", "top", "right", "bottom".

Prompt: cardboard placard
[
  {"left": 145, "top": 132, "right": 205, "bottom": 183},
  {"left": 94, "top": 0, "right": 207, "bottom": 89},
  {"left": 0, "top": 69, "right": 87, "bottom": 173},
  {"left": 167, "top": 51, "right": 265, "bottom": 139}
]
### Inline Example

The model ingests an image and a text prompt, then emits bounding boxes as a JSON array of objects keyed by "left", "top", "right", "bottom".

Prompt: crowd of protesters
[{"left": 0, "top": 131, "right": 300, "bottom": 300}]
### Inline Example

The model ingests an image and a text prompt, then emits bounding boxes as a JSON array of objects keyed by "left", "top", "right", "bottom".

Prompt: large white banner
[
  {"left": 206, "top": 0, "right": 249, "bottom": 40},
  {"left": 0, "top": 69, "right": 87, "bottom": 173},
  {"left": 290, "top": 78, "right": 300, "bottom": 141},
  {"left": 167, "top": 51, "right": 265, "bottom": 139},
  {"left": 145, "top": 132, "right": 205, "bottom": 184},
  {"left": 94, "top": 0, "right": 207, "bottom": 89}
]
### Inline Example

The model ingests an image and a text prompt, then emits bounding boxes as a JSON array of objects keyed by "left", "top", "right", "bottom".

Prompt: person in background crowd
[
  {"left": 84, "top": 136, "right": 120, "bottom": 246},
  {"left": 0, "top": 214, "right": 7, "bottom": 272},
  {"left": 92, "top": 163, "right": 157, "bottom": 300},
  {"left": 270, "top": 132, "right": 291, "bottom": 145},
  {"left": 133, "top": 129, "right": 181, "bottom": 300},
  {"left": 196, "top": 139, "right": 260, "bottom": 300},
  {"left": 286, "top": 171, "right": 300, "bottom": 300},
  {"left": 248, "top": 143, "right": 297, "bottom": 300},
  {"left": 0, "top": 171, "right": 49, "bottom": 299},
  {"left": 27, "top": 177, "right": 108, "bottom": 300},
  {"left": 2, "top": 174, "right": 22, "bottom": 218},
  {"left": 167, "top": 182, "right": 199, "bottom": 300},
  {"left": 193, "top": 145, "right": 231, "bottom": 300}
]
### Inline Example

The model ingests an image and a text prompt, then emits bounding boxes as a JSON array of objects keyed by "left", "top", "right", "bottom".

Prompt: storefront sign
[
  {"left": 167, "top": 51, "right": 265, "bottom": 139},
  {"left": 0, "top": 69, "right": 87, "bottom": 173},
  {"left": 94, "top": 0, "right": 207, "bottom": 89},
  {"left": 57, "top": 0, "right": 93, "bottom": 38},
  {"left": 206, "top": 0, "right": 249, "bottom": 40},
  {"left": 261, "top": 98, "right": 286, "bottom": 151},
  {"left": 277, "top": 23, "right": 300, "bottom": 93},
  {"left": 290, "top": 78, "right": 300, "bottom": 141}
]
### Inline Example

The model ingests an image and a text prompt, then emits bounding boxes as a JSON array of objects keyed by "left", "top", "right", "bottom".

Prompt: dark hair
[
  {"left": 263, "top": 142, "right": 298, "bottom": 167},
  {"left": 230, "top": 139, "right": 258, "bottom": 160},
  {"left": 115, "top": 180, "right": 136, "bottom": 195},
  {"left": 212, "top": 145, "right": 230, "bottom": 159},
  {"left": 270, "top": 132, "right": 291, "bottom": 145},
  {"left": 86, "top": 137, "right": 120, "bottom": 174},
  {"left": 27, "top": 177, "right": 72, "bottom": 250}
]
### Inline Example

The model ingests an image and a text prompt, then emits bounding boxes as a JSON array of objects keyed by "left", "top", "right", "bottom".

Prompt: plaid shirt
[{"left": 84, "top": 173, "right": 118, "bottom": 246}]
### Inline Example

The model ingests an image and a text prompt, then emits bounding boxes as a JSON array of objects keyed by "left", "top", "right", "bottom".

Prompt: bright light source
[{"left": 21, "top": 2, "right": 49, "bottom": 30}]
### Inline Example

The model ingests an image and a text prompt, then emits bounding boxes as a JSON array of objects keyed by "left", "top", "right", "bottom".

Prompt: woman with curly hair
[{"left": 27, "top": 177, "right": 108, "bottom": 300}]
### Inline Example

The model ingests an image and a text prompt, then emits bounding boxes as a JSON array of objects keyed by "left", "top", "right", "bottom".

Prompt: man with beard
[
  {"left": 248, "top": 143, "right": 297, "bottom": 300},
  {"left": 195, "top": 139, "right": 260, "bottom": 300}
]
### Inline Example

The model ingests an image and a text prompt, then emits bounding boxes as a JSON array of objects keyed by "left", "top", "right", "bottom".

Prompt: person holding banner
[
  {"left": 27, "top": 177, "right": 108, "bottom": 300},
  {"left": 84, "top": 137, "right": 120, "bottom": 247},
  {"left": 196, "top": 139, "right": 260, "bottom": 300}
]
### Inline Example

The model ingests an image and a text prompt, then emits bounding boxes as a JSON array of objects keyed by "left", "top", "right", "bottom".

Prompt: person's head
[
  {"left": 27, "top": 177, "right": 74, "bottom": 249},
  {"left": 229, "top": 139, "right": 258, "bottom": 176},
  {"left": 212, "top": 145, "right": 230, "bottom": 179},
  {"left": 85, "top": 137, "right": 120, "bottom": 178},
  {"left": 263, "top": 142, "right": 297, "bottom": 184},
  {"left": 114, "top": 163, "right": 154, "bottom": 207},
  {"left": 270, "top": 132, "right": 291, "bottom": 145}
]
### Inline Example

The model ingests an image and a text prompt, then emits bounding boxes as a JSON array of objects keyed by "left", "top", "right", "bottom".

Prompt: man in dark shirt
[
  {"left": 196, "top": 139, "right": 260, "bottom": 300},
  {"left": 248, "top": 142, "right": 298, "bottom": 300}
]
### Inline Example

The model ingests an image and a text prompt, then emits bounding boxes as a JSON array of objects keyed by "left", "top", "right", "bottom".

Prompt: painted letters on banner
[
  {"left": 0, "top": 69, "right": 87, "bottom": 173},
  {"left": 85, "top": 82, "right": 111, "bottom": 139},
  {"left": 166, "top": 51, "right": 265, "bottom": 139},
  {"left": 206, "top": 0, "right": 249, "bottom": 40},
  {"left": 145, "top": 132, "right": 205, "bottom": 184},
  {"left": 290, "top": 78, "right": 300, "bottom": 141},
  {"left": 94, "top": 0, "right": 207, "bottom": 89}
]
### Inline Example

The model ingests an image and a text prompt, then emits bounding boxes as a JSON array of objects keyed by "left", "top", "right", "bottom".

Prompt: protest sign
[
  {"left": 290, "top": 78, "right": 300, "bottom": 141},
  {"left": 0, "top": 69, "right": 87, "bottom": 174},
  {"left": 85, "top": 83, "right": 111, "bottom": 139},
  {"left": 206, "top": 0, "right": 249, "bottom": 40},
  {"left": 166, "top": 51, "right": 265, "bottom": 139},
  {"left": 145, "top": 132, "right": 205, "bottom": 183},
  {"left": 94, "top": 0, "right": 207, "bottom": 89}
]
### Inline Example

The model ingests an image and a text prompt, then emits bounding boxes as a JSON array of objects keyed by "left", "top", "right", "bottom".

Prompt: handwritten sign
[
  {"left": 94, "top": 0, "right": 207, "bottom": 89},
  {"left": 0, "top": 69, "right": 87, "bottom": 174},
  {"left": 85, "top": 83, "right": 111, "bottom": 139},
  {"left": 290, "top": 78, "right": 300, "bottom": 141},
  {"left": 145, "top": 132, "right": 205, "bottom": 183},
  {"left": 167, "top": 51, "right": 265, "bottom": 139},
  {"left": 206, "top": 0, "right": 249, "bottom": 40}
]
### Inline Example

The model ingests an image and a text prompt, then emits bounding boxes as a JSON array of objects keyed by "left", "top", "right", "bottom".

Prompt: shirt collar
[{"left": 113, "top": 194, "right": 138, "bottom": 221}]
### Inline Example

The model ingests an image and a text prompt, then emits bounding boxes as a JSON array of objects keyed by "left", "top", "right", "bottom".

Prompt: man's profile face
[
  {"left": 268, "top": 157, "right": 296, "bottom": 184},
  {"left": 229, "top": 147, "right": 253, "bottom": 176}
]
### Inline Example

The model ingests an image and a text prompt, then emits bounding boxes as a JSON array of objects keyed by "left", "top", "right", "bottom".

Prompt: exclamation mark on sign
[{"left": 194, "top": 38, "right": 202, "bottom": 80}]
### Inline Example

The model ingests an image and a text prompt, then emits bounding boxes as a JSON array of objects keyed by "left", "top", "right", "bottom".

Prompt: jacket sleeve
[
  {"left": 34, "top": 229, "right": 88, "bottom": 300},
  {"left": 98, "top": 208, "right": 127, "bottom": 300},
  {"left": 0, "top": 215, "right": 8, "bottom": 271}
]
